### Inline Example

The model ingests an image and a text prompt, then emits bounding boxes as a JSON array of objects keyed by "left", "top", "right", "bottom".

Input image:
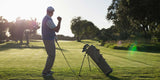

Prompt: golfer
[{"left": 42, "top": 6, "right": 62, "bottom": 76}]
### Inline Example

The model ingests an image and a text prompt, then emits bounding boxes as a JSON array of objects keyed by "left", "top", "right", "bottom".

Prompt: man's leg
[{"left": 42, "top": 40, "right": 56, "bottom": 74}]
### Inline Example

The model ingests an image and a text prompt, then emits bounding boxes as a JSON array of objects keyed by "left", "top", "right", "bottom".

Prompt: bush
[
  {"left": 137, "top": 43, "right": 160, "bottom": 52},
  {"left": 103, "top": 40, "right": 160, "bottom": 52}
]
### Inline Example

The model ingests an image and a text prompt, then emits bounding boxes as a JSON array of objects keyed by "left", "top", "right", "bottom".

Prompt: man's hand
[
  {"left": 57, "top": 16, "right": 62, "bottom": 22},
  {"left": 54, "top": 16, "right": 62, "bottom": 32}
]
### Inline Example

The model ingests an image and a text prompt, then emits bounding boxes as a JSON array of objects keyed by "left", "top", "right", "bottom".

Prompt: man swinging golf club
[{"left": 42, "top": 6, "right": 62, "bottom": 76}]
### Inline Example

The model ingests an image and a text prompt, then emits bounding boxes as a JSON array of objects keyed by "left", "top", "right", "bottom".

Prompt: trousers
[{"left": 42, "top": 40, "right": 56, "bottom": 73}]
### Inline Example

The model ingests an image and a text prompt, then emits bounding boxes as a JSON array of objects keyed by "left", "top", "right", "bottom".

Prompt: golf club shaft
[{"left": 55, "top": 39, "right": 77, "bottom": 76}]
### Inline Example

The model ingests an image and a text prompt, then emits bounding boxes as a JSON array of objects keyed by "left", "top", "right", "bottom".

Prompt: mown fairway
[{"left": 0, "top": 40, "right": 160, "bottom": 80}]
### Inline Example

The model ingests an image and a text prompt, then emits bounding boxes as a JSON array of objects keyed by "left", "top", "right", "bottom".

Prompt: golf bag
[{"left": 86, "top": 45, "right": 112, "bottom": 76}]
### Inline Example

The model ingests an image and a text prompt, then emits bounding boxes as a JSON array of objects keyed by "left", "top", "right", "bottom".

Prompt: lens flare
[{"left": 129, "top": 41, "right": 137, "bottom": 55}]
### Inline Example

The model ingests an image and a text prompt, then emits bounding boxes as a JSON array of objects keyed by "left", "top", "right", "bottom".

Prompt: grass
[{"left": 0, "top": 40, "right": 160, "bottom": 80}]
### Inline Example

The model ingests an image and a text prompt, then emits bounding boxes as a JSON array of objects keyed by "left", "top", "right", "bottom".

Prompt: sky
[{"left": 0, "top": 0, "right": 112, "bottom": 37}]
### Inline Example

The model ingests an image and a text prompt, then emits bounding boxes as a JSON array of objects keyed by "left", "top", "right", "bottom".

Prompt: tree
[
  {"left": 97, "top": 26, "right": 118, "bottom": 45},
  {"left": 126, "top": 0, "right": 160, "bottom": 40},
  {"left": 0, "top": 16, "right": 8, "bottom": 42},
  {"left": 81, "top": 20, "right": 99, "bottom": 39},
  {"left": 154, "top": 24, "right": 160, "bottom": 42},
  {"left": 9, "top": 17, "right": 40, "bottom": 44},
  {"left": 71, "top": 17, "right": 83, "bottom": 42},
  {"left": 107, "top": 0, "right": 134, "bottom": 40},
  {"left": 24, "top": 18, "right": 40, "bottom": 45},
  {"left": 71, "top": 17, "right": 99, "bottom": 42},
  {"left": 8, "top": 22, "right": 16, "bottom": 41},
  {"left": 107, "top": 0, "right": 160, "bottom": 41}
]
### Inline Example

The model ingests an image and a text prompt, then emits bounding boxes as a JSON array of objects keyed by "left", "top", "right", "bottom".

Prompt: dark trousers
[{"left": 42, "top": 40, "right": 55, "bottom": 73}]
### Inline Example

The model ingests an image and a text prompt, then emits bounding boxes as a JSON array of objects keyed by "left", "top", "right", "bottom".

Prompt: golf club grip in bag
[{"left": 86, "top": 45, "right": 112, "bottom": 76}]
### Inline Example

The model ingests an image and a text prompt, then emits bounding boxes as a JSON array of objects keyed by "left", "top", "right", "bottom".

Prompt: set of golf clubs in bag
[{"left": 55, "top": 38, "right": 112, "bottom": 78}]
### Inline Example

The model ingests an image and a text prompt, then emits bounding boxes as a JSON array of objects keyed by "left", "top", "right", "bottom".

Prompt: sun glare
[
  {"left": 0, "top": 0, "right": 55, "bottom": 34},
  {"left": 0, "top": 0, "right": 49, "bottom": 22},
  {"left": 128, "top": 41, "right": 137, "bottom": 55},
  {"left": 0, "top": 0, "right": 112, "bottom": 36}
]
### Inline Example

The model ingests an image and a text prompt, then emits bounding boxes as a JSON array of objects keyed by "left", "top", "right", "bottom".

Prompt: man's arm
[{"left": 53, "top": 16, "right": 62, "bottom": 32}]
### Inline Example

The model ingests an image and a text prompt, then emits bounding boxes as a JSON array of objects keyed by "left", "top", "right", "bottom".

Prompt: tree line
[
  {"left": 0, "top": 16, "right": 40, "bottom": 44},
  {"left": 1, "top": 0, "right": 160, "bottom": 45},
  {"left": 106, "top": 0, "right": 160, "bottom": 42},
  {"left": 71, "top": 0, "right": 160, "bottom": 45}
]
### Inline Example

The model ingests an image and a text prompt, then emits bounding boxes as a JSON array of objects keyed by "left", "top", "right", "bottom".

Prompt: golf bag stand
[{"left": 78, "top": 50, "right": 92, "bottom": 76}]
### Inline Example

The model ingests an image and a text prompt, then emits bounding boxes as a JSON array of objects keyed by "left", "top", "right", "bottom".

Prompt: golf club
[{"left": 55, "top": 38, "right": 77, "bottom": 76}]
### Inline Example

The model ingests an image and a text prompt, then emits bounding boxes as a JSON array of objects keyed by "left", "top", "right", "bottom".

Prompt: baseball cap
[{"left": 47, "top": 6, "right": 55, "bottom": 12}]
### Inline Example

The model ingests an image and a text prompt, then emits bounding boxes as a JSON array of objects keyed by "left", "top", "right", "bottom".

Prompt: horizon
[{"left": 0, "top": 0, "right": 113, "bottom": 37}]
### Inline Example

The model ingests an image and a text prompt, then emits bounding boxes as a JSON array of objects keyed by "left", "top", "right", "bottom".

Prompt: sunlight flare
[{"left": 128, "top": 41, "right": 137, "bottom": 55}]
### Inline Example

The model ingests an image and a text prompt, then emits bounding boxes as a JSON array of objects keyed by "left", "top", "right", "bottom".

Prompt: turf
[{"left": 0, "top": 40, "right": 160, "bottom": 80}]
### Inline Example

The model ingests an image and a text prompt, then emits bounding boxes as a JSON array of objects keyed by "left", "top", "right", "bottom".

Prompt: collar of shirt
[{"left": 46, "top": 15, "right": 52, "bottom": 19}]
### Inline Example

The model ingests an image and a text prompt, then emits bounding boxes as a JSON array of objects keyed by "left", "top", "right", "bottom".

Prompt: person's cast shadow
[
  {"left": 42, "top": 75, "right": 121, "bottom": 80},
  {"left": 43, "top": 75, "right": 55, "bottom": 80}
]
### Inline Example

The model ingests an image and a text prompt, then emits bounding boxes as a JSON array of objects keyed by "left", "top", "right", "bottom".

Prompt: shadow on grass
[
  {"left": 0, "top": 43, "right": 44, "bottom": 51},
  {"left": 108, "top": 75, "right": 121, "bottom": 80},
  {"left": 43, "top": 75, "right": 55, "bottom": 80},
  {"left": 0, "top": 42, "right": 67, "bottom": 52},
  {"left": 30, "top": 40, "right": 42, "bottom": 42},
  {"left": 56, "top": 48, "right": 68, "bottom": 52}
]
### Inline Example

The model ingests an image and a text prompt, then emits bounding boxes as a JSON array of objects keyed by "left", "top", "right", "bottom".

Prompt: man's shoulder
[
  {"left": 43, "top": 15, "right": 51, "bottom": 22},
  {"left": 43, "top": 15, "right": 48, "bottom": 19}
]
